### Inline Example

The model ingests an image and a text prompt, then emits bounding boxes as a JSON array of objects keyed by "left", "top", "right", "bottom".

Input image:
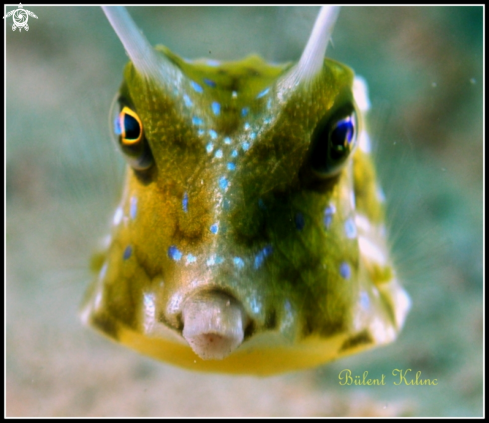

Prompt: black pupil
[
  {"left": 309, "top": 110, "right": 356, "bottom": 175},
  {"left": 123, "top": 113, "right": 141, "bottom": 140},
  {"left": 330, "top": 117, "right": 354, "bottom": 160},
  {"left": 332, "top": 116, "right": 353, "bottom": 144}
]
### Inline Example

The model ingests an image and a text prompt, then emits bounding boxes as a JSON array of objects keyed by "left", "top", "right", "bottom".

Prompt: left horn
[
  {"left": 102, "top": 6, "right": 183, "bottom": 88},
  {"left": 279, "top": 6, "right": 340, "bottom": 89}
]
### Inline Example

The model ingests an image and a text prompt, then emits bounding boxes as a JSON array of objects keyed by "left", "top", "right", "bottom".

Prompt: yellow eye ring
[{"left": 118, "top": 106, "right": 143, "bottom": 145}]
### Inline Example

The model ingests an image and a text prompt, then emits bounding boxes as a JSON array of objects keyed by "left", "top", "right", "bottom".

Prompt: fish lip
[{"left": 179, "top": 288, "right": 252, "bottom": 360}]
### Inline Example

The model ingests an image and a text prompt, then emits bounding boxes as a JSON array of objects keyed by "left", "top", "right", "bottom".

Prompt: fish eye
[
  {"left": 117, "top": 106, "right": 143, "bottom": 145},
  {"left": 110, "top": 98, "right": 154, "bottom": 171},
  {"left": 309, "top": 105, "right": 357, "bottom": 176}
]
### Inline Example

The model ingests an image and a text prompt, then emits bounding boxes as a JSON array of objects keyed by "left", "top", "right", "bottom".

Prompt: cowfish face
[{"left": 81, "top": 7, "right": 410, "bottom": 375}]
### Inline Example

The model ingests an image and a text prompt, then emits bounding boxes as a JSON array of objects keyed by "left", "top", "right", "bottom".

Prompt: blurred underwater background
[{"left": 6, "top": 6, "right": 483, "bottom": 417}]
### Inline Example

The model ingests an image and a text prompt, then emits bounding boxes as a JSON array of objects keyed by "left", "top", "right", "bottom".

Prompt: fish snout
[{"left": 181, "top": 290, "right": 250, "bottom": 360}]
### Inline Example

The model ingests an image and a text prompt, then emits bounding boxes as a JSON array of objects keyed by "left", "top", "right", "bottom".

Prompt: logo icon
[{"left": 4, "top": 3, "right": 38, "bottom": 32}]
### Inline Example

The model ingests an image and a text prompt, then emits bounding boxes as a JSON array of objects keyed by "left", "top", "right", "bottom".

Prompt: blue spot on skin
[
  {"left": 168, "top": 246, "right": 182, "bottom": 261},
  {"left": 206, "top": 59, "right": 220, "bottom": 67},
  {"left": 210, "top": 224, "right": 219, "bottom": 234},
  {"left": 244, "top": 122, "right": 250, "bottom": 130},
  {"left": 253, "top": 255, "right": 264, "bottom": 269},
  {"left": 360, "top": 292, "right": 370, "bottom": 309},
  {"left": 182, "top": 192, "right": 188, "bottom": 212},
  {"left": 209, "top": 129, "right": 217, "bottom": 139},
  {"left": 340, "top": 262, "right": 351, "bottom": 279},
  {"left": 231, "top": 150, "right": 238, "bottom": 158},
  {"left": 241, "top": 107, "right": 249, "bottom": 117},
  {"left": 219, "top": 177, "right": 228, "bottom": 190},
  {"left": 250, "top": 132, "right": 256, "bottom": 140},
  {"left": 192, "top": 116, "right": 203, "bottom": 126},
  {"left": 295, "top": 212, "right": 305, "bottom": 230},
  {"left": 234, "top": 257, "right": 245, "bottom": 269},
  {"left": 323, "top": 205, "right": 336, "bottom": 229},
  {"left": 211, "top": 102, "right": 220, "bottom": 116},
  {"left": 203, "top": 78, "right": 216, "bottom": 87},
  {"left": 232, "top": 91, "right": 238, "bottom": 98},
  {"left": 224, "top": 137, "right": 232, "bottom": 145},
  {"left": 183, "top": 94, "right": 192, "bottom": 107},
  {"left": 206, "top": 142, "right": 213, "bottom": 153},
  {"left": 208, "top": 255, "right": 224, "bottom": 266},
  {"left": 130, "top": 196, "right": 137, "bottom": 219},
  {"left": 256, "top": 88, "right": 269, "bottom": 98},
  {"left": 242, "top": 142, "right": 250, "bottom": 151},
  {"left": 186, "top": 254, "right": 197, "bottom": 264},
  {"left": 190, "top": 81, "right": 203, "bottom": 93},
  {"left": 215, "top": 149, "right": 223, "bottom": 158},
  {"left": 344, "top": 217, "right": 357, "bottom": 238},
  {"left": 264, "top": 117, "right": 272, "bottom": 124},
  {"left": 258, "top": 199, "right": 266, "bottom": 210},
  {"left": 198, "top": 129, "right": 205, "bottom": 136},
  {"left": 123, "top": 245, "right": 132, "bottom": 260},
  {"left": 227, "top": 163, "right": 236, "bottom": 171},
  {"left": 250, "top": 297, "right": 261, "bottom": 313},
  {"left": 114, "top": 116, "right": 122, "bottom": 135},
  {"left": 254, "top": 245, "right": 273, "bottom": 269}
]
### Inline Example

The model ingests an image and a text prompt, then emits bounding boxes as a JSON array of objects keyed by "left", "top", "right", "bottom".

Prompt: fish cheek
[
  {"left": 85, "top": 237, "right": 151, "bottom": 336},
  {"left": 259, "top": 176, "right": 360, "bottom": 339}
]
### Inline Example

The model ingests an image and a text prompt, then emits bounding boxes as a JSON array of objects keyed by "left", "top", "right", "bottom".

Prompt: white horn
[
  {"left": 280, "top": 6, "right": 340, "bottom": 88},
  {"left": 102, "top": 6, "right": 181, "bottom": 86}
]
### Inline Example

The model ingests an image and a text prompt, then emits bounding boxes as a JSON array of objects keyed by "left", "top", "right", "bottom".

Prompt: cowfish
[{"left": 80, "top": 6, "right": 410, "bottom": 375}]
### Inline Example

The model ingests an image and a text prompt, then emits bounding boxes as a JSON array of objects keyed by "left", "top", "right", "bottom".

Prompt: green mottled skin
[{"left": 81, "top": 45, "right": 409, "bottom": 375}]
